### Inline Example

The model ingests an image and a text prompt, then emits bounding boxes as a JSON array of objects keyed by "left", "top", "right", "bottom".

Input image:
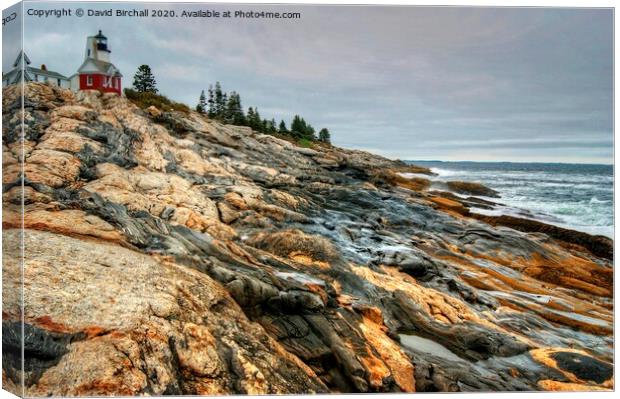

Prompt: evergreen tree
[
  {"left": 196, "top": 90, "right": 207, "bottom": 114},
  {"left": 214, "top": 82, "right": 225, "bottom": 117},
  {"left": 235, "top": 94, "right": 247, "bottom": 125},
  {"left": 291, "top": 115, "right": 315, "bottom": 139},
  {"left": 304, "top": 120, "right": 316, "bottom": 140},
  {"left": 199, "top": 81, "right": 323, "bottom": 141},
  {"left": 289, "top": 115, "right": 316, "bottom": 140},
  {"left": 221, "top": 92, "right": 228, "bottom": 119},
  {"left": 247, "top": 107, "right": 255, "bottom": 128},
  {"left": 226, "top": 92, "right": 246, "bottom": 125},
  {"left": 318, "top": 128, "right": 331, "bottom": 143},
  {"left": 132, "top": 65, "right": 158, "bottom": 93},
  {"left": 290, "top": 115, "right": 304, "bottom": 137},
  {"left": 249, "top": 107, "right": 262, "bottom": 131},
  {"left": 207, "top": 85, "right": 216, "bottom": 117},
  {"left": 279, "top": 120, "right": 288, "bottom": 134},
  {"left": 221, "top": 93, "right": 231, "bottom": 122}
]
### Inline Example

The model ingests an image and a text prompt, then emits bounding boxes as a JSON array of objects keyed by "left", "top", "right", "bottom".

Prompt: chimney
[{"left": 41, "top": 64, "right": 47, "bottom": 71}]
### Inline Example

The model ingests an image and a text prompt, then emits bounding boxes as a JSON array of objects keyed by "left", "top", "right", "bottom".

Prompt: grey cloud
[{"left": 11, "top": 2, "right": 613, "bottom": 164}]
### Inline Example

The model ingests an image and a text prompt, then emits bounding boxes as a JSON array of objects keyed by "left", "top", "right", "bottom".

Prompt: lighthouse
[{"left": 70, "top": 30, "right": 122, "bottom": 95}]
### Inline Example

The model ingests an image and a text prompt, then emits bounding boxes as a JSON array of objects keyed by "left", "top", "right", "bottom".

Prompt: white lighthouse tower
[{"left": 85, "top": 30, "right": 111, "bottom": 62}]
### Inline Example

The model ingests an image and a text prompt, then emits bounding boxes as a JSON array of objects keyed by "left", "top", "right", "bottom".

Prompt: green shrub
[{"left": 124, "top": 88, "right": 190, "bottom": 113}]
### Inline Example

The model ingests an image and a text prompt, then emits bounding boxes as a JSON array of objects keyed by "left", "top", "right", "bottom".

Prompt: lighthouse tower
[{"left": 71, "top": 30, "right": 122, "bottom": 95}]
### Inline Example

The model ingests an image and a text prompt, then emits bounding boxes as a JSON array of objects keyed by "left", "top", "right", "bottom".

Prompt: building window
[
  {"left": 34, "top": 74, "right": 38, "bottom": 81},
  {"left": 86, "top": 75, "right": 93, "bottom": 86}
]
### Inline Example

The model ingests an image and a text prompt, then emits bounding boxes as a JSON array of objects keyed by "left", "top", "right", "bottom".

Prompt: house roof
[
  {"left": 13, "top": 50, "right": 31, "bottom": 67},
  {"left": 3, "top": 69, "right": 33, "bottom": 84},
  {"left": 3, "top": 51, "right": 68, "bottom": 83},
  {"left": 27, "top": 66, "right": 69, "bottom": 80},
  {"left": 77, "top": 58, "right": 123, "bottom": 77}
]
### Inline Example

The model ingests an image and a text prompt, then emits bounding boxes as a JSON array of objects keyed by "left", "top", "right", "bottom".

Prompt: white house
[
  {"left": 3, "top": 31, "right": 122, "bottom": 95},
  {"left": 2, "top": 51, "right": 71, "bottom": 89}
]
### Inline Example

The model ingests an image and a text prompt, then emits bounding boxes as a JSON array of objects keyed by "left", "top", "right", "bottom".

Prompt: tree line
[
  {"left": 131, "top": 66, "right": 331, "bottom": 144},
  {"left": 196, "top": 82, "right": 331, "bottom": 144}
]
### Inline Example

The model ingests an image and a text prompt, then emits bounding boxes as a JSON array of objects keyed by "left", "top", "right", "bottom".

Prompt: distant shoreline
[{"left": 407, "top": 159, "right": 613, "bottom": 167}]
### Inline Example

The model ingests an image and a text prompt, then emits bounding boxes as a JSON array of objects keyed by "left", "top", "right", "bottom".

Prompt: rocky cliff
[{"left": 2, "top": 83, "right": 614, "bottom": 395}]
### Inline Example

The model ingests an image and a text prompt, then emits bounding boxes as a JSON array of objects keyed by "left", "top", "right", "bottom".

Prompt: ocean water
[{"left": 407, "top": 161, "right": 614, "bottom": 239}]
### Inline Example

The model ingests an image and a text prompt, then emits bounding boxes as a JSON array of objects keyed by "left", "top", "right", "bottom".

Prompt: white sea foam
[
  {"left": 430, "top": 167, "right": 466, "bottom": 178},
  {"left": 409, "top": 161, "right": 614, "bottom": 239}
]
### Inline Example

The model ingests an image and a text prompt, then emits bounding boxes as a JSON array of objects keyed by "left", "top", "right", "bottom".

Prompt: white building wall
[
  {"left": 70, "top": 75, "right": 80, "bottom": 91},
  {"left": 96, "top": 50, "right": 110, "bottom": 63}
]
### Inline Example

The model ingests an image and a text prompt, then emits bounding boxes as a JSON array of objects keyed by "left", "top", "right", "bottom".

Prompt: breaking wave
[{"left": 409, "top": 161, "right": 614, "bottom": 239}]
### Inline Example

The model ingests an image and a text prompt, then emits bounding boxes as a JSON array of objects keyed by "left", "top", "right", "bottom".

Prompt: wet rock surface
[
  {"left": 549, "top": 351, "right": 613, "bottom": 384},
  {"left": 444, "top": 181, "right": 500, "bottom": 198},
  {"left": 2, "top": 83, "right": 614, "bottom": 394}
]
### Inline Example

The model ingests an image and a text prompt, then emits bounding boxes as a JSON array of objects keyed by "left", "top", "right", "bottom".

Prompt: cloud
[
  {"left": 156, "top": 63, "right": 208, "bottom": 82},
  {"left": 13, "top": 3, "right": 613, "bottom": 164}
]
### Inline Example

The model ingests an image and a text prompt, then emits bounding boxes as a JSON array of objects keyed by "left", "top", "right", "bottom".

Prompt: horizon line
[{"left": 405, "top": 159, "right": 614, "bottom": 166}]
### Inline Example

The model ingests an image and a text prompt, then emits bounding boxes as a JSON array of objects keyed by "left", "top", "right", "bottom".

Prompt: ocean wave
[
  {"left": 430, "top": 168, "right": 467, "bottom": 178},
  {"left": 590, "top": 196, "right": 612, "bottom": 204},
  {"left": 418, "top": 162, "right": 613, "bottom": 239}
]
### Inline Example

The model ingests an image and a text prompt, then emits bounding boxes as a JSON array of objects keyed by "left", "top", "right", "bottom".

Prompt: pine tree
[
  {"left": 214, "top": 82, "right": 225, "bottom": 118},
  {"left": 289, "top": 115, "right": 317, "bottom": 140},
  {"left": 253, "top": 108, "right": 262, "bottom": 131},
  {"left": 279, "top": 120, "right": 288, "bottom": 134},
  {"left": 197, "top": 82, "right": 320, "bottom": 141},
  {"left": 290, "top": 115, "right": 303, "bottom": 137},
  {"left": 221, "top": 93, "right": 231, "bottom": 122},
  {"left": 247, "top": 107, "right": 255, "bottom": 128},
  {"left": 306, "top": 123, "right": 316, "bottom": 140},
  {"left": 207, "top": 85, "right": 216, "bottom": 117},
  {"left": 262, "top": 119, "right": 270, "bottom": 133},
  {"left": 221, "top": 93, "right": 228, "bottom": 119},
  {"left": 291, "top": 115, "right": 312, "bottom": 138},
  {"left": 196, "top": 90, "right": 207, "bottom": 114},
  {"left": 226, "top": 92, "right": 246, "bottom": 125},
  {"left": 132, "top": 65, "right": 158, "bottom": 93},
  {"left": 246, "top": 107, "right": 263, "bottom": 131},
  {"left": 318, "top": 128, "right": 331, "bottom": 144},
  {"left": 234, "top": 93, "right": 246, "bottom": 125}
]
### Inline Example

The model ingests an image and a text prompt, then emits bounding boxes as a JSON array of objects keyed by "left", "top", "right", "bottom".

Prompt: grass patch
[
  {"left": 298, "top": 138, "right": 313, "bottom": 148},
  {"left": 124, "top": 88, "right": 190, "bottom": 113}
]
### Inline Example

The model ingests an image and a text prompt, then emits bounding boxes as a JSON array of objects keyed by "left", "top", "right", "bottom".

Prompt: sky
[{"left": 3, "top": 1, "right": 614, "bottom": 164}]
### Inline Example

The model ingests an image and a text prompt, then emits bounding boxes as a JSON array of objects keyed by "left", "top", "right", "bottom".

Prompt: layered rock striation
[{"left": 2, "top": 83, "right": 614, "bottom": 395}]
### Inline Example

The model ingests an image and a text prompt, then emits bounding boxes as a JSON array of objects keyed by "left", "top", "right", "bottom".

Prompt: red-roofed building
[{"left": 70, "top": 30, "right": 122, "bottom": 95}]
